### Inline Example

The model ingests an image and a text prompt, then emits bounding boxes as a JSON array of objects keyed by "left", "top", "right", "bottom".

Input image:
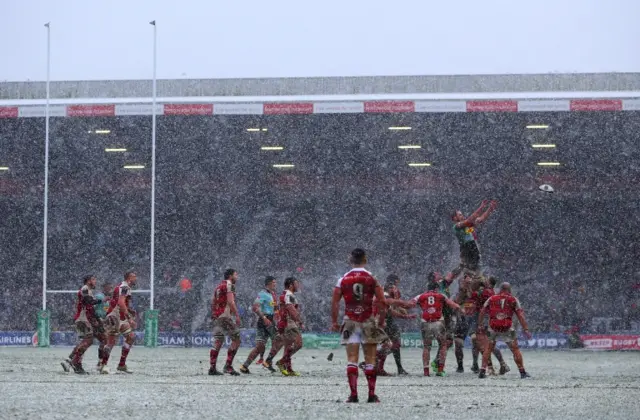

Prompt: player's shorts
[
  {"left": 75, "top": 320, "right": 94, "bottom": 339},
  {"left": 256, "top": 316, "right": 279, "bottom": 343},
  {"left": 104, "top": 312, "right": 133, "bottom": 336},
  {"left": 341, "top": 317, "right": 388, "bottom": 346},
  {"left": 420, "top": 320, "right": 445, "bottom": 346},
  {"left": 282, "top": 326, "right": 301, "bottom": 341},
  {"left": 488, "top": 327, "right": 517, "bottom": 344},
  {"left": 459, "top": 242, "right": 481, "bottom": 271},
  {"left": 212, "top": 317, "right": 240, "bottom": 340},
  {"left": 384, "top": 319, "right": 401, "bottom": 342}
]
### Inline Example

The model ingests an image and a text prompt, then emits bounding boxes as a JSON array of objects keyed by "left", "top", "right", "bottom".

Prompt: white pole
[
  {"left": 149, "top": 20, "right": 157, "bottom": 310},
  {"left": 43, "top": 22, "right": 51, "bottom": 311}
]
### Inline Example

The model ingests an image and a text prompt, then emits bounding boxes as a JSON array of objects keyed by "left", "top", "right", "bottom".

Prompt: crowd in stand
[{"left": 1, "top": 190, "right": 638, "bottom": 335}]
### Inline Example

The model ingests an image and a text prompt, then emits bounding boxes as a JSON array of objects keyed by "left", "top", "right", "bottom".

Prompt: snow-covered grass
[{"left": 0, "top": 347, "right": 638, "bottom": 420}]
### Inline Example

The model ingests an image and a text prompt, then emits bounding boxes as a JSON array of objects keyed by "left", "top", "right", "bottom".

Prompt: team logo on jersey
[
  {"left": 427, "top": 307, "right": 436, "bottom": 314},
  {"left": 354, "top": 306, "right": 364, "bottom": 314},
  {"left": 496, "top": 313, "right": 506, "bottom": 320}
]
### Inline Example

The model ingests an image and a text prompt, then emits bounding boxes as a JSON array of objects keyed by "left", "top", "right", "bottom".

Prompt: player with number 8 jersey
[{"left": 411, "top": 277, "right": 461, "bottom": 376}]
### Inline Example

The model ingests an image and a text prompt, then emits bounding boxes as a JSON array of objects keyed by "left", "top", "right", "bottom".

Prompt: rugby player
[
  {"left": 450, "top": 199, "right": 497, "bottom": 283},
  {"left": 476, "top": 276, "right": 510, "bottom": 374},
  {"left": 61, "top": 275, "right": 104, "bottom": 374},
  {"left": 276, "top": 277, "right": 304, "bottom": 376},
  {"left": 239, "top": 276, "right": 282, "bottom": 373},
  {"left": 94, "top": 282, "right": 112, "bottom": 372},
  {"left": 477, "top": 282, "right": 532, "bottom": 379},
  {"left": 411, "top": 277, "right": 461, "bottom": 376},
  {"left": 384, "top": 275, "right": 413, "bottom": 375},
  {"left": 101, "top": 272, "right": 138, "bottom": 374},
  {"left": 209, "top": 269, "right": 242, "bottom": 376},
  {"left": 332, "top": 248, "right": 388, "bottom": 403}
]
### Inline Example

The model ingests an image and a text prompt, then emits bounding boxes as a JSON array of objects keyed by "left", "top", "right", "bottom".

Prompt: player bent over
[
  {"left": 332, "top": 248, "right": 388, "bottom": 403},
  {"left": 62, "top": 275, "right": 105, "bottom": 374},
  {"left": 239, "top": 276, "right": 283, "bottom": 373},
  {"left": 477, "top": 282, "right": 532, "bottom": 379},
  {"left": 100, "top": 272, "right": 138, "bottom": 374},
  {"left": 411, "top": 277, "right": 461, "bottom": 376},
  {"left": 209, "top": 269, "right": 242, "bottom": 376},
  {"left": 276, "top": 277, "right": 303, "bottom": 376}
]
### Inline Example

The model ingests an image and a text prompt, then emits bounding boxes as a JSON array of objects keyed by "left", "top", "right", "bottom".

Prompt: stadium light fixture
[
  {"left": 105, "top": 148, "right": 128, "bottom": 152},
  {"left": 261, "top": 128, "right": 268, "bottom": 132},
  {"left": 273, "top": 164, "right": 295, "bottom": 169},
  {"left": 526, "top": 124, "right": 549, "bottom": 129},
  {"left": 388, "top": 127, "right": 412, "bottom": 131},
  {"left": 93, "top": 129, "right": 111, "bottom": 134},
  {"left": 408, "top": 163, "right": 432, "bottom": 167},
  {"left": 124, "top": 164, "right": 146, "bottom": 169},
  {"left": 531, "top": 144, "right": 556, "bottom": 149},
  {"left": 398, "top": 145, "right": 422, "bottom": 149},
  {"left": 0, "top": 167, "right": 9, "bottom": 171},
  {"left": 247, "top": 128, "right": 260, "bottom": 132},
  {"left": 260, "top": 146, "right": 284, "bottom": 151},
  {"left": 537, "top": 162, "right": 561, "bottom": 166}
]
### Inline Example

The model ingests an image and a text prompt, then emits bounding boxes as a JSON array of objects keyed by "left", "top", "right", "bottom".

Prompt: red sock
[
  {"left": 424, "top": 367, "right": 430, "bottom": 376},
  {"left": 118, "top": 344, "right": 131, "bottom": 367},
  {"left": 377, "top": 352, "right": 387, "bottom": 372},
  {"left": 283, "top": 347, "right": 292, "bottom": 370},
  {"left": 364, "top": 364, "right": 377, "bottom": 397},
  {"left": 209, "top": 349, "right": 220, "bottom": 367},
  {"left": 225, "top": 348, "right": 238, "bottom": 367},
  {"left": 347, "top": 363, "right": 358, "bottom": 397},
  {"left": 101, "top": 346, "right": 112, "bottom": 365}
]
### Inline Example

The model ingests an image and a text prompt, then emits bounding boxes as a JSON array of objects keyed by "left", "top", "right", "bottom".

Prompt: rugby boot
[
  {"left": 71, "top": 362, "right": 88, "bottom": 375},
  {"left": 224, "top": 365, "right": 240, "bottom": 376},
  {"left": 520, "top": 371, "right": 531, "bottom": 379},
  {"left": 345, "top": 395, "right": 359, "bottom": 403},
  {"left": 397, "top": 368, "right": 409, "bottom": 376},
  {"left": 208, "top": 366, "right": 223, "bottom": 375},
  {"left": 256, "top": 359, "right": 264, "bottom": 365},
  {"left": 478, "top": 369, "right": 487, "bottom": 379},
  {"left": 238, "top": 364, "right": 251, "bottom": 374},
  {"left": 60, "top": 359, "right": 71, "bottom": 373},
  {"left": 499, "top": 364, "right": 510, "bottom": 375},
  {"left": 262, "top": 360, "right": 277, "bottom": 373},
  {"left": 471, "top": 363, "right": 480, "bottom": 374},
  {"left": 117, "top": 364, "right": 133, "bottom": 374},
  {"left": 276, "top": 360, "right": 290, "bottom": 376},
  {"left": 367, "top": 395, "right": 381, "bottom": 403}
]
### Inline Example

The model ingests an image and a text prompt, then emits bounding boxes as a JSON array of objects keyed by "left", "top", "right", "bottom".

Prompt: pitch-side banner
[{"left": 580, "top": 335, "right": 640, "bottom": 350}]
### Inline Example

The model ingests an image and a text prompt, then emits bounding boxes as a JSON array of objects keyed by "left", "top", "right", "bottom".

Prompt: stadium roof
[{"left": 2, "top": 72, "right": 640, "bottom": 101}]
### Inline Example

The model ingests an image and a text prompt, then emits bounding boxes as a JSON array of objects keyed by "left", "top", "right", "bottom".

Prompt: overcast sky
[{"left": 2, "top": 0, "right": 639, "bottom": 81}]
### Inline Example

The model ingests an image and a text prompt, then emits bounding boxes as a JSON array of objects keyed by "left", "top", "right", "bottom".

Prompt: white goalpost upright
[{"left": 37, "top": 21, "right": 160, "bottom": 348}]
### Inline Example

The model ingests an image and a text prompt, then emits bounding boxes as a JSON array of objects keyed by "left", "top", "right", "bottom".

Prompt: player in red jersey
[
  {"left": 209, "top": 269, "right": 242, "bottom": 376},
  {"left": 477, "top": 282, "right": 532, "bottom": 379},
  {"left": 411, "top": 276, "right": 461, "bottom": 376},
  {"left": 331, "top": 249, "right": 388, "bottom": 403},
  {"left": 275, "top": 277, "right": 304, "bottom": 376},
  {"left": 61, "top": 275, "right": 105, "bottom": 374},
  {"left": 475, "top": 276, "right": 509, "bottom": 374},
  {"left": 100, "top": 272, "right": 138, "bottom": 374}
]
